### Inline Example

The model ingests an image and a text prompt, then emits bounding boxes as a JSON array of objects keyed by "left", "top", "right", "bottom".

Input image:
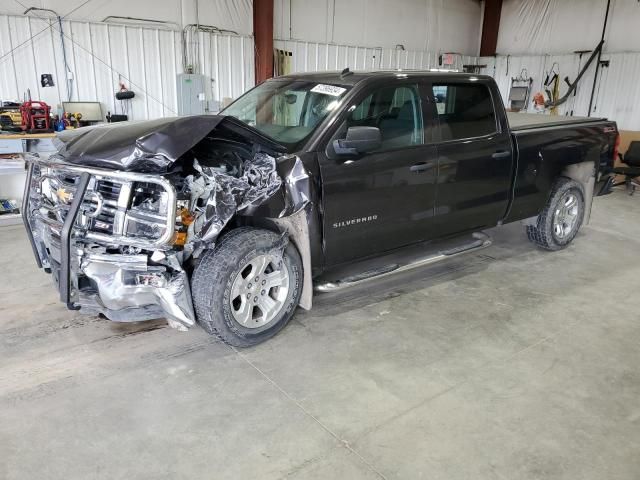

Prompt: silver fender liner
[
  {"left": 563, "top": 161, "right": 596, "bottom": 225},
  {"left": 271, "top": 208, "right": 313, "bottom": 310}
]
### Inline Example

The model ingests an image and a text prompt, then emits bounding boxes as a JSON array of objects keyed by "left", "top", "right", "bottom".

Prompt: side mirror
[{"left": 333, "top": 126, "right": 381, "bottom": 155}]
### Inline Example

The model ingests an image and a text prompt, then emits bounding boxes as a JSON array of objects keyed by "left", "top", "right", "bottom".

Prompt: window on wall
[
  {"left": 342, "top": 84, "right": 424, "bottom": 150},
  {"left": 432, "top": 83, "right": 497, "bottom": 141}
]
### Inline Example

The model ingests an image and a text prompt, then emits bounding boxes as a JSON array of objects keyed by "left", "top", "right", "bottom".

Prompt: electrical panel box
[{"left": 177, "top": 74, "right": 209, "bottom": 116}]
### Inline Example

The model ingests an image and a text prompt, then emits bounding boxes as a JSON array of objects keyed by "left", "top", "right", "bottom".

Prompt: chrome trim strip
[{"left": 26, "top": 157, "right": 177, "bottom": 249}]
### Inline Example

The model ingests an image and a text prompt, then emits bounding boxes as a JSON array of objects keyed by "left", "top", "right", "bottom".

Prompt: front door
[
  {"left": 430, "top": 80, "right": 514, "bottom": 236},
  {"left": 319, "top": 81, "right": 438, "bottom": 266}
]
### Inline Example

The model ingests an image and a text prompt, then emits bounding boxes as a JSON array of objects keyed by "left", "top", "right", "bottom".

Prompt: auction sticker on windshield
[{"left": 311, "top": 84, "right": 347, "bottom": 96}]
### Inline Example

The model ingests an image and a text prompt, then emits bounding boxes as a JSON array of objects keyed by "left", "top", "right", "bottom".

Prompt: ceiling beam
[
  {"left": 253, "top": 0, "right": 274, "bottom": 84},
  {"left": 480, "top": 0, "right": 503, "bottom": 56}
]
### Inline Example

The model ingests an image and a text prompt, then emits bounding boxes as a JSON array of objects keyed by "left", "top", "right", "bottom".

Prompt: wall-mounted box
[{"left": 177, "top": 74, "right": 211, "bottom": 116}]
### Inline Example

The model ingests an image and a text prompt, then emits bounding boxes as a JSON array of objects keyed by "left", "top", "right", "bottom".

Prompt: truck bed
[{"left": 507, "top": 112, "right": 607, "bottom": 131}]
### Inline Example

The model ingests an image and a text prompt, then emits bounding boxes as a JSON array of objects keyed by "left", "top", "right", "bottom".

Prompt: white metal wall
[
  {"left": 481, "top": 0, "right": 640, "bottom": 131},
  {"left": 274, "top": 0, "right": 482, "bottom": 55},
  {"left": 274, "top": 39, "right": 478, "bottom": 73},
  {"left": 0, "top": 14, "right": 254, "bottom": 120},
  {"left": 497, "top": 0, "right": 640, "bottom": 55},
  {"left": 479, "top": 51, "right": 640, "bottom": 131},
  {"left": 0, "top": 0, "right": 254, "bottom": 36},
  {"left": 479, "top": 54, "right": 595, "bottom": 117}
]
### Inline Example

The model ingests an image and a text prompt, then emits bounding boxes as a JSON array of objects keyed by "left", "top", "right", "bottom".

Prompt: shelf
[
  {"left": 0, "top": 155, "right": 26, "bottom": 176},
  {"left": 0, "top": 132, "right": 56, "bottom": 139},
  {"left": 0, "top": 166, "right": 26, "bottom": 176},
  {"left": 0, "top": 212, "right": 22, "bottom": 226}
]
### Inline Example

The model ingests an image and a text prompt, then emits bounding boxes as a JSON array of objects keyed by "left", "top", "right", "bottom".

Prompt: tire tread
[
  {"left": 191, "top": 227, "right": 302, "bottom": 347},
  {"left": 526, "top": 177, "right": 585, "bottom": 251}
]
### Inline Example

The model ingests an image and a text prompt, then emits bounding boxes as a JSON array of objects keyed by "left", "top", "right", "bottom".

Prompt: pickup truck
[{"left": 22, "top": 71, "right": 619, "bottom": 346}]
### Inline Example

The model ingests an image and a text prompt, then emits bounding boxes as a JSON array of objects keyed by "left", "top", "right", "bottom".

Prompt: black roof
[{"left": 272, "top": 70, "right": 491, "bottom": 87}]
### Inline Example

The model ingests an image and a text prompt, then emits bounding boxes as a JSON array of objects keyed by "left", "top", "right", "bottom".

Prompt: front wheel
[
  {"left": 192, "top": 227, "right": 303, "bottom": 347},
  {"left": 526, "top": 177, "right": 586, "bottom": 251}
]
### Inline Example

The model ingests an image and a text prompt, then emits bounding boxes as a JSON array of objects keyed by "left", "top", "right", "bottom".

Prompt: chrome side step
[{"left": 314, "top": 232, "right": 491, "bottom": 293}]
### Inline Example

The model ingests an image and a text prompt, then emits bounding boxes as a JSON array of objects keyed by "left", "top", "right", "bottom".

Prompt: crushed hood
[{"left": 53, "top": 115, "right": 287, "bottom": 173}]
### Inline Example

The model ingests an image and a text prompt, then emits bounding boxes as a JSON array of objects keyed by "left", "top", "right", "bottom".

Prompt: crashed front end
[
  {"left": 22, "top": 160, "right": 198, "bottom": 329},
  {"left": 21, "top": 115, "right": 309, "bottom": 330}
]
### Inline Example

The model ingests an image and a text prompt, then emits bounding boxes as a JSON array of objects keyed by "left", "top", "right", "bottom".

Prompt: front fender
[{"left": 270, "top": 208, "right": 313, "bottom": 310}]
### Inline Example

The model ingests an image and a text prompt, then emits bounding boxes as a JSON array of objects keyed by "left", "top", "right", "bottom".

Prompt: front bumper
[{"left": 22, "top": 159, "right": 195, "bottom": 329}]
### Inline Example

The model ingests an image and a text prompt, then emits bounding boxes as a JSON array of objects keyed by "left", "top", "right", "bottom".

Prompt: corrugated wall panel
[
  {"left": 90, "top": 24, "right": 117, "bottom": 117},
  {"left": 0, "top": 16, "right": 17, "bottom": 99},
  {"left": 479, "top": 52, "right": 640, "bottom": 130},
  {"left": 274, "top": 39, "right": 477, "bottom": 73},
  {"left": 595, "top": 52, "right": 640, "bottom": 130},
  {"left": 275, "top": 0, "right": 481, "bottom": 56},
  {"left": 30, "top": 18, "right": 60, "bottom": 103},
  {"left": 0, "top": 14, "right": 254, "bottom": 120},
  {"left": 8, "top": 16, "right": 41, "bottom": 103}
]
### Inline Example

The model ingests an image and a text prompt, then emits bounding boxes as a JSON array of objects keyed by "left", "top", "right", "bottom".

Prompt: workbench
[
  {"left": 0, "top": 132, "right": 57, "bottom": 138},
  {"left": 0, "top": 132, "right": 57, "bottom": 226}
]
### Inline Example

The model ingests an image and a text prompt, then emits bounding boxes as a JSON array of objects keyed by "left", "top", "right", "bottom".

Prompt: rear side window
[{"left": 432, "top": 84, "right": 496, "bottom": 141}]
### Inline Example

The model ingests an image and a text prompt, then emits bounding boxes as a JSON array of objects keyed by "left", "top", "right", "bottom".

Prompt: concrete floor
[{"left": 1, "top": 189, "right": 639, "bottom": 480}]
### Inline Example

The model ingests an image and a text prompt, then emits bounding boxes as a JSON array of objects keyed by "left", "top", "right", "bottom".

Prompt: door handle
[
  {"left": 409, "top": 162, "right": 432, "bottom": 173},
  {"left": 492, "top": 150, "right": 511, "bottom": 159}
]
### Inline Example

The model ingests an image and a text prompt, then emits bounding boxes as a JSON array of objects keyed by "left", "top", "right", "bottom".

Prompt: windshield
[{"left": 222, "top": 79, "right": 351, "bottom": 149}]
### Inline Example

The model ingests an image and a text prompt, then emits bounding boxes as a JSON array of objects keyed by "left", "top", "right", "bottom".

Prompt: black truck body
[{"left": 22, "top": 71, "right": 619, "bottom": 346}]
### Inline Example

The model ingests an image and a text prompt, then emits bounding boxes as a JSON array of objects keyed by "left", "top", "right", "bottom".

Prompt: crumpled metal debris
[
  {"left": 277, "top": 155, "right": 311, "bottom": 217},
  {"left": 187, "top": 152, "right": 283, "bottom": 245},
  {"left": 81, "top": 251, "right": 195, "bottom": 329}
]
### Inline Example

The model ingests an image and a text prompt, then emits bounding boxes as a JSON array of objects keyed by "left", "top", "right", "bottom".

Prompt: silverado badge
[{"left": 333, "top": 215, "right": 378, "bottom": 228}]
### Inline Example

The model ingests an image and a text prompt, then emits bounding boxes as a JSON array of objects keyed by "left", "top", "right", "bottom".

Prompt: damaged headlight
[
  {"left": 123, "top": 182, "right": 171, "bottom": 240},
  {"left": 130, "top": 182, "right": 170, "bottom": 214}
]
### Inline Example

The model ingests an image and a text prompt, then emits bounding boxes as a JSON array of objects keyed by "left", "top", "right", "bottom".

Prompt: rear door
[
  {"left": 319, "top": 79, "right": 438, "bottom": 266},
  {"left": 429, "top": 80, "right": 514, "bottom": 235}
]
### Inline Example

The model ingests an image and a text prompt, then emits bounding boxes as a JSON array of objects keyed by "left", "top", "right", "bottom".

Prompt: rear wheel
[
  {"left": 192, "top": 228, "right": 303, "bottom": 347},
  {"left": 526, "top": 177, "right": 585, "bottom": 251}
]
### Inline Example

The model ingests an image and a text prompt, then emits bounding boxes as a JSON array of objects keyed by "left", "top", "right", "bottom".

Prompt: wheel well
[
  {"left": 222, "top": 213, "right": 313, "bottom": 310},
  {"left": 560, "top": 161, "right": 596, "bottom": 224},
  {"left": 232, "top": 216, "right": 281, "bottom": 235}
]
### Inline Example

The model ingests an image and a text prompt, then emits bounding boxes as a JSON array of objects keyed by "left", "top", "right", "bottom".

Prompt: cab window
[
  {"left": 223, "top": 79, "right": 350, "bottom": 149},
  {"left": 432, "top": 83, "right": 496, "bottom": 141},
  {"left": 340, "top": 84, "right": 424, "bottom": 151}
]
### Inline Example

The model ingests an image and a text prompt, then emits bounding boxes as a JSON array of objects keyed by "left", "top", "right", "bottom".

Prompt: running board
[{"left": 314, "top": 232, "right": 491, "bottom": 293}]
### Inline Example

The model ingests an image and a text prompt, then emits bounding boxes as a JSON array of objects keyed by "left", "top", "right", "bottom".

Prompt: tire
[
  {"left": 526, "top": 177, "right": 586, "bottom": 251},
  {"left": 192, "top": 227, "right": 303, "bottom": 347}
]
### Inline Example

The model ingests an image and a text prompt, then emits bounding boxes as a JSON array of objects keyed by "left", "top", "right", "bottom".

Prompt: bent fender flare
[{"left": 270, "top": 208, "right": 313, "bottom": 310}]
